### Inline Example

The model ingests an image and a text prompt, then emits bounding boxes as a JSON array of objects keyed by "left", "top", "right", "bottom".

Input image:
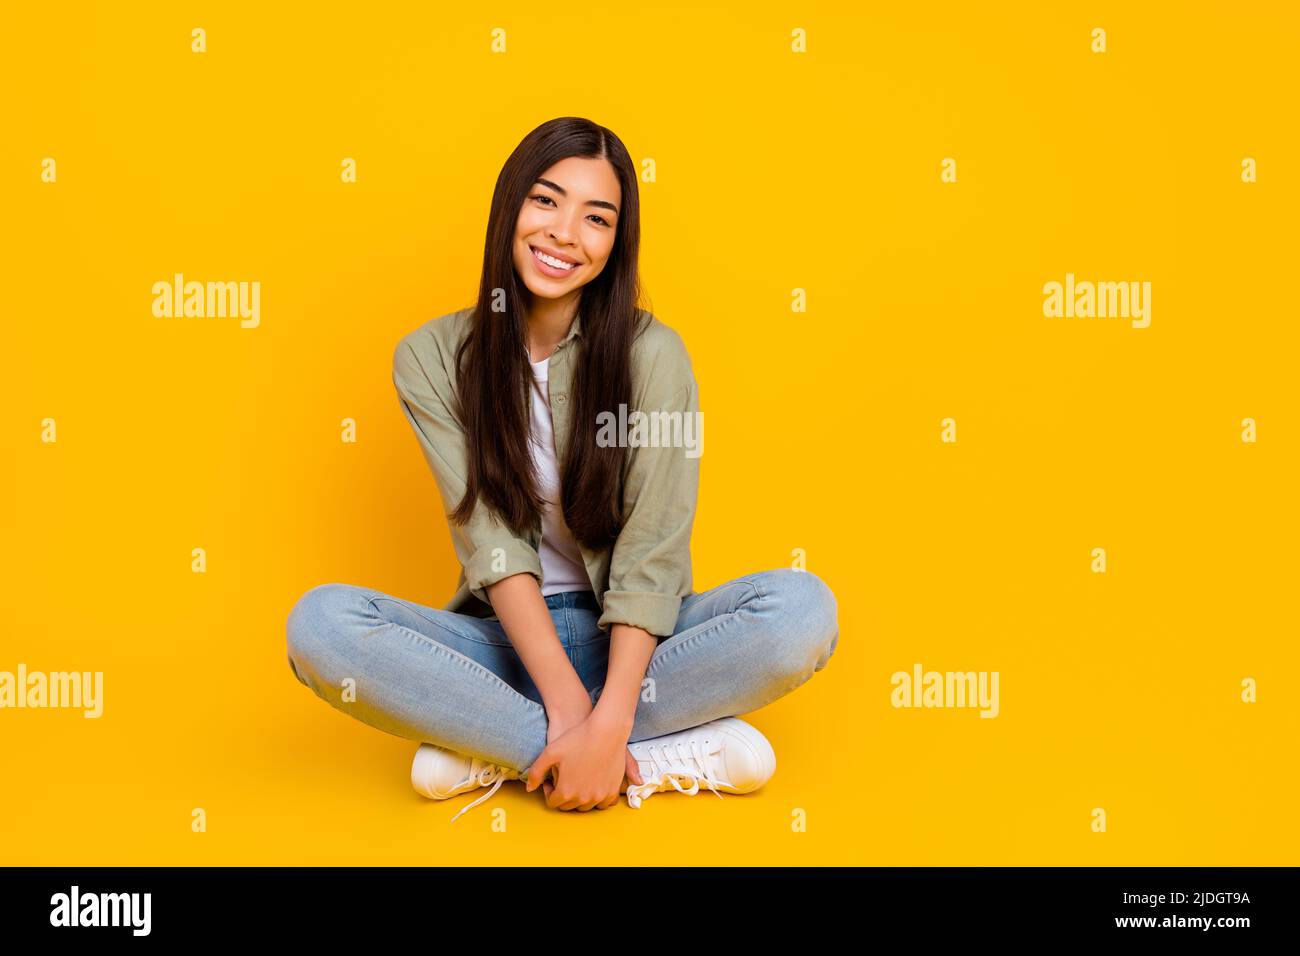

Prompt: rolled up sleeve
[
  {"left": 392, "top": 335, "right": 542, "bottom": 603},
  {"left": 597, "top": 334, "right": 700, "bottom": 638}
]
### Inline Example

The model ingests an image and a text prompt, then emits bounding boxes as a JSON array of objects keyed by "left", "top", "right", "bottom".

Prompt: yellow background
[{"left": 2, "top": 2, "right": 1296, "bottom": 865}]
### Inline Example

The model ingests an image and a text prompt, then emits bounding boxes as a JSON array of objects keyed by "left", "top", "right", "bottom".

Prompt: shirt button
[{"left": 556, "top": 394, "right": 567, "bottom": 404}]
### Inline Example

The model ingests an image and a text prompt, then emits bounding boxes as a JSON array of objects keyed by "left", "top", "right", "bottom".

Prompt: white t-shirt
[{"left": 527, "top": 353, "right": 593, "bottom": 596}]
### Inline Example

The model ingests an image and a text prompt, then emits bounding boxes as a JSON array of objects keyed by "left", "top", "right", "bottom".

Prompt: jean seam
[
  {"left": 647, "top": 580, "right": 763, "bottom": 673},
  {"left": 376, "top": 615, "right": 541, "bottom": 706},
  {"left": 564, "top": 603, "right": 582, "bottom": 668},
  {"left": 717, "top": 579, "right": 763, "bottom": 616},
  {"left": 647, "top": 610, "right": 742, "bottom": 673},
  {"left": 366, "top": 595, "right": 514, "bottom": 649}
]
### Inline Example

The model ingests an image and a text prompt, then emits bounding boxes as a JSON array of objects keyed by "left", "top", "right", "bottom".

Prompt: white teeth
[{"left": 533, "top": 247, "right": 576, "bottom": 270}]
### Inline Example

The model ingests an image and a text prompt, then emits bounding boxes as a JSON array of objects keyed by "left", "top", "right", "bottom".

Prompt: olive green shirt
[{"left": 392, "top": 306, "right": 700, "bottom": 638}]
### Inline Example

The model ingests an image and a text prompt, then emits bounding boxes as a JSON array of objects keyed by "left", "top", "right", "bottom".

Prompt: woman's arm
[
  {"left": 590, "top": 623, "right": 655, "bottom": 734},
  {"left": 496, "top": 573, "right": 649, "bottom": 808},
  {"left": 523, "top": 625, "right": 652, "bottom": 811},
  {"left": 486, "top": 572, "right": 592, "bottom": 734}
]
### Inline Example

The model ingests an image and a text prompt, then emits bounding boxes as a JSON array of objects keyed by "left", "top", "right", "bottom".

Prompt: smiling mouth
[{"left": 530, "top": 245, "right": 580, "bottom": 271}]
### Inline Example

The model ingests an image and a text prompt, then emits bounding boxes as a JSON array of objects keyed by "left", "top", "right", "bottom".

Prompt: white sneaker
[
  {"left": 410, "top": 743, "right": 521, "bottom": 823},
  {"left": 624, "top": 717, "right": 776, "bottom": 809}
]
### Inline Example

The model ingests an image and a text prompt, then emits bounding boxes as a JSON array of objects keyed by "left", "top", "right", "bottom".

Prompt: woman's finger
[{"left": 526, "top": 748, "right": 557, "bottom": 792}]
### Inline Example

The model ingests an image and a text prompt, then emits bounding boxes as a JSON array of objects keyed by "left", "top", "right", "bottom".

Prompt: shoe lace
[
  {"left": 448, "top": 760, "right": 513, "bottom": 824},
  {"left": 625, "top": 734, "right": 732, "bottom": 809}
]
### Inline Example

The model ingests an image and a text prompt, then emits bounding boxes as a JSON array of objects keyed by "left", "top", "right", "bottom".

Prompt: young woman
[{"left": 286, "top": 117, "right": 839, "bottom": 821}]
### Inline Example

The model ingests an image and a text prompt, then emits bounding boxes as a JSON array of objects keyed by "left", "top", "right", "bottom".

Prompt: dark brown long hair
[{"left": 449, "top": 117, "right": 647, "bottom": 551}]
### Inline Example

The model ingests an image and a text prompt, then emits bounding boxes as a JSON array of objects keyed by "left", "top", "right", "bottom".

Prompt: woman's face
[{"left": 513, "top": 156, "right": 621, "bottom": 300}]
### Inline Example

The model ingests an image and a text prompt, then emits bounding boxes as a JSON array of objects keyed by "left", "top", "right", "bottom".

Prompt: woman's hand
[{"left": 526, "top": 710, "right": 645, "bottom": 811}]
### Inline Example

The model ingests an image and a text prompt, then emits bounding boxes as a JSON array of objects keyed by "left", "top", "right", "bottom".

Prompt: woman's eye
[{"left": 533, "top": 194, "right": 609, "bottom": 227}]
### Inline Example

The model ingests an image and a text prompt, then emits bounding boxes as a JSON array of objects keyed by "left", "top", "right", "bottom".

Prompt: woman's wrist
[
  {"left": 543, "top": 683, "right": 593, "bottom": 725},
  {"left": 590, "top": 696, "right": 636, "bottom": 735}
]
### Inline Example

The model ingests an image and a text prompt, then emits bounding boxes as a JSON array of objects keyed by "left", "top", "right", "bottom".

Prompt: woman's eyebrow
[{"left": 534, "top": 177, "right": 619, "bottom": 215}]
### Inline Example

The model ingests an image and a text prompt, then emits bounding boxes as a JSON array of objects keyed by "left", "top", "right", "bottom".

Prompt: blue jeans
[{"left": 285, "top": 568, "right": 839, "bottom": 773}]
